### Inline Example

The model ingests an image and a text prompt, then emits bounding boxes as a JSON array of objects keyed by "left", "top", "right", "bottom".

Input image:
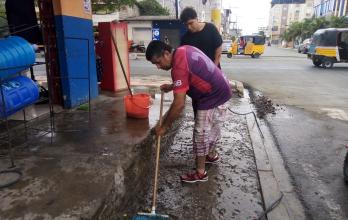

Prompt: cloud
[{"left": 223, "top": 0, "right": 271, "bottom": 35}]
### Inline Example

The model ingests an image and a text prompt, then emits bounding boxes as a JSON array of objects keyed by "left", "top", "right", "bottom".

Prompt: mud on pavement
[
  {"left": 246, "top": 86, "right": 276, "bottom": 119},
  {"left": 120, "top": 98, "right": 264, "bottom": 220}
]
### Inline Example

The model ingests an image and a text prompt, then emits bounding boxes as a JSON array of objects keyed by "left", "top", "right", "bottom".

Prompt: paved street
[
  {"left": 130, "top": 47, "right": 348, "bottom": 121},
  {"left": 221, "top": 47, "right": 348, "bottom": 220},
  {"left": 221, "top": 47, "right": 348, "bottom": 121},
  {"left": 130, "top": 46, "right": 348, "bottom": 220}
]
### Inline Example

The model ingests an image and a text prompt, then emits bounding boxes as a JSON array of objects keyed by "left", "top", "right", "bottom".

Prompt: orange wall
[{"left": 52, "top": 0, "right": 92, "bottom": 19}]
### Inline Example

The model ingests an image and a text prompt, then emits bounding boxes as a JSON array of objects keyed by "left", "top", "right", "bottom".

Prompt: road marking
[{"left": 321, "top": 108, "right": 348, "bottom": 121}]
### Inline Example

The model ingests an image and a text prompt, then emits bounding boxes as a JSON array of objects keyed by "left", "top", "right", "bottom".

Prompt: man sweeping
[{"left": 145, "top": 41, "right": 232, "bottom": 183}]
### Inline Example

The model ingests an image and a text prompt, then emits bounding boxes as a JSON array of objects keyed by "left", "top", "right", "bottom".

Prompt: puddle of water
[{"left": 321, "top": 108, "right": 348, "bottom": 121}]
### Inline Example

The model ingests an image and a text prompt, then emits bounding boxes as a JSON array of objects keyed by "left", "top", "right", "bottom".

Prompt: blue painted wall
[{"left": 54, "top": 15, "right": 98, "bottom": 109}]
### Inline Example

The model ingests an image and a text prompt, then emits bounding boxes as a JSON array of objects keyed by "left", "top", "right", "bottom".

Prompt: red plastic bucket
[{"left": 124, "top": 93, "right": 151, "bottom": 119}]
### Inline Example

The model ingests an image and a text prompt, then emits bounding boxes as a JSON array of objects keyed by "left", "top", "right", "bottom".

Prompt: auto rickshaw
[
  {"left": 308, "top": 28, "right": 348, "bottom": 68},
  {"left": 227, "top": 35, "right": 265, "bottom": 58}
]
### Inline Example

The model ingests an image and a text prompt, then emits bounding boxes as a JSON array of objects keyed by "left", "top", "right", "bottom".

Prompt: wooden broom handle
[{"left": 152, "top": 91, "right": 164, "bottom": 211}]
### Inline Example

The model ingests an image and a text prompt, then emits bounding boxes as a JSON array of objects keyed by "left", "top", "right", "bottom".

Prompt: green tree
[
  {"left": 300, "top": 18, "right": 314, "bottom": 39},
  {"left": 91, "top": 0, "right": 136, "bottom": 14},
  {"left": 310, "top": 17, "right": 329, "bottom": 33},
  {"left": 281, "top": 16, "right": 348, "bottom": 43},
  {"left": 0, "top": 0, "right": 9, "bottom": 38},
  {"left": 136, "top": 0, "right": 169, "bottom": 16},
  {"left": 0, "top": 0, "right": 6, "bottom": 18},
  {"left": 328, "top": 16, "right": 347, "bottom": 28},
  {"left": 287, "top": 21, "right": 303, "bottom": 42},
  {"left": 281, "top": 30, "right": 291, "bottom": 42},
  {"left": 231, "top": 36, "right": 236, "bottom": 42}
]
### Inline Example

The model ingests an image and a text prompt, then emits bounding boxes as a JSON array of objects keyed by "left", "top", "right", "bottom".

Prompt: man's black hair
[
  {"left": 180, "top": 7, "right": 197, "bottom": 23},
  {"left": 145, "top": 40, "right": 173, "bottom": 61}
]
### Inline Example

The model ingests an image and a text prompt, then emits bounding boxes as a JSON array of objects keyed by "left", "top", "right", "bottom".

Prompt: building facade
[
  {"left": 269, "top": 4, "right": 289, "bottom": 45},
  {"left": 156, "top": 0, "right": 213, "bottom": 22},
  {"left": 121, "top": 16, "right": 186, "bottom": 48},
  {"left": 269, "top": 0, "right": 314, "bottom": 45},
  {"left": 156, "top": 0, "right": 231, "bottom": 36},
  {"left": 313, "top": 0, "right": 348, "bottom": 17},
  {"left": 288, "top": 0, "right": 314, "bottom": 23}
]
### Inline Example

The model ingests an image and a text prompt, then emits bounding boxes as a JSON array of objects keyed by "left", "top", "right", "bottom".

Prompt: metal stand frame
[
  {"left": 1, "top": 3, "right": 94, "bottom": 188},
  {"left": 0, "top": 61, "right": 54, "bottom": 169},
  {"left": 0, "top": 1, "right": 94, "bottom": 189},
  {"left": 0, "top": 37, "right": 93, "bottom": 168}
]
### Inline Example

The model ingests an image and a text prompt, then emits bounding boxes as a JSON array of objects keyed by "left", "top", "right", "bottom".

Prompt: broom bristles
[{"left": 133, "top": 212, "right": 169, "bottom": 220}]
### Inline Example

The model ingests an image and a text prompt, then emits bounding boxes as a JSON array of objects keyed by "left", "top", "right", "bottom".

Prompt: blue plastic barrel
[
  {"left": 0, "top": 36, "right": 35, "bottom": 79},
  {"left": 0, "top": 76, "right": 39, "bottom": 118}
]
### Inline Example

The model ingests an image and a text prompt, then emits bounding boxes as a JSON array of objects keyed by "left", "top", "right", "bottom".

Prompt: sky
[{"left": 222, "top": 0, "right": 272, "bottom": 35}]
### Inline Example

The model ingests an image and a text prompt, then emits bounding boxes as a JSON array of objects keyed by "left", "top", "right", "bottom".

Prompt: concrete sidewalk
[
  {"left": 122, "top": 88, "right": 307, "bottom": 220},
  {"left": 0, "top": 78, "right": 305, "bottom": 219},
  {"left": 126, "top": 95, "right": 264, "bottom": 219},
  {"left": 0, "top": 87, "right": 175, "bottom": 219}
]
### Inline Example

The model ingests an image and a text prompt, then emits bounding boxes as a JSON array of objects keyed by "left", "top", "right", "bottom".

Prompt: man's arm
[
  {"left": 160, "top": 83, "right": 174, "bottom": 93},
  {"left": 156, "top": 92, "right": 186, "bottom": 136},
  {"left": 214, "top": 45, "right": 222, "bottom": 66}
]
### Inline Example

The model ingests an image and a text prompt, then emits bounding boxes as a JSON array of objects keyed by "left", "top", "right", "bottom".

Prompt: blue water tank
[
  {"left": 0, "top": 36, "right": 35, "bottom": 79},
  {"left": 0, "top": 76, "right": 39, "bottom": 118}
]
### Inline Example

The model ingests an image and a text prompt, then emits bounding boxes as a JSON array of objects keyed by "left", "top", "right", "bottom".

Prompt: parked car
[
  {"left": 298, "top": 38, "right": 312, "bottom": 54},
  {"left": 222, "top": 40, "right": 232, "bottom": 53}
]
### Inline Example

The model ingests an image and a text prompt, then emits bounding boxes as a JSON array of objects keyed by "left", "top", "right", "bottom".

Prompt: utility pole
[
  {"left": 211, "top": 0, "right": 222, "bottom": 32},
  {"left": 175, "top": 0, "right": 179, "bottom": 19},
  {"left": 334, "top": 0, "right": 339, "bottom": 16}
]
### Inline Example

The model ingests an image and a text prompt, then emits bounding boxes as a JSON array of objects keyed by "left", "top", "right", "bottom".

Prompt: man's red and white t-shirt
[{"left": 171, "top": 45, "right": 232, "bottom": 110}]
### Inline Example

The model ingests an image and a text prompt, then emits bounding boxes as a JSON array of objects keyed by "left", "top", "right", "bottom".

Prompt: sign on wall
[
  {"left": 152, "top": 28, "right": 160, "bottom": 40},
  {"left": 83, "top": 0, "right": 92, "bottom": 14}
]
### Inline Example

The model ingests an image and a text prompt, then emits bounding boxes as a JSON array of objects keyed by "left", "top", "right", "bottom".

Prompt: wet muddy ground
[
  {"left": 247, "top": 89, "right": 276, "bottom": 119},
  {"left": 123, "top": 99, "right": 264, "bottom": 220}
]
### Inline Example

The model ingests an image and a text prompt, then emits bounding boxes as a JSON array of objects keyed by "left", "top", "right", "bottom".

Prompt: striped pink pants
[{"left": 193, "top": 103, "right": 228, "bottom": 157}]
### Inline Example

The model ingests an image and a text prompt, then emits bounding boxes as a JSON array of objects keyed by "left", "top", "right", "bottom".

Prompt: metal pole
[
  {"left": 335, "top": 0, "right": 340, "bottom": 16},
  {"left": 22, "top": 108, "right": 28, "bottom": 145},
  {"left": 343, "top": 0, "right": 348, "bottom": 16},
  {"left": 338, "top": 0, "right": 343, "bottom": 16},
  {"left": 29, "top": 66, "right": 36, "bottom": 81},
  {"left": 87, "top": 39, "right": 91, "bottom": 122},
  {"left": 270, "top": 9, "right": 273, "bottom": 45},
  {"left": 175, "top": 0, "right": 179, "bottom": 19},
  {"left": 0, "top": 79, "right": 15, "bottom": 168},
  {"left": 211, "top": 0, "right": 222, "bottom": 31}
]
